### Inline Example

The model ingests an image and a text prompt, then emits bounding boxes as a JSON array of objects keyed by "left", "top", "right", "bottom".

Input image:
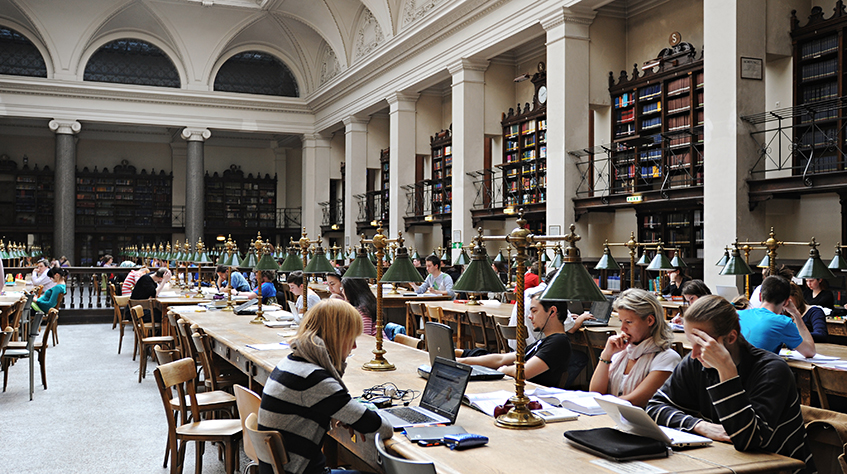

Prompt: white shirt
[
  {"left": 296, "top": 292, "right": 322, "bottom": 313},
  {"left": 32, "top": 269, "right": 56, "bottom": 291},
  {"left": 507, "top": 282, "right": 575, "bottom": 351}
]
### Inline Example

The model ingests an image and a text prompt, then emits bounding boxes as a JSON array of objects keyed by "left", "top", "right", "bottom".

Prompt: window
[
  {"left": 0, "top": 26, "right": 47, "bottom": 77},
  {"left": 214, "top": 51, "right": 298, "bottom": 97},
  {"left": 84, "top": 38, "right": 179, "bottom": 88}
]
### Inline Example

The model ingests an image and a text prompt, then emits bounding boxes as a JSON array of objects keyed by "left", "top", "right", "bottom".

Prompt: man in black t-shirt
[
  {"left": 459, "top": 293, "right": 571, "bottom": 388},
  {"left": 130, "top": 267, "right": 171, "bottom": 323}
]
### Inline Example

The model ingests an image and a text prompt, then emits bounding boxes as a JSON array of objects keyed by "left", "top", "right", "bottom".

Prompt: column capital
[
  {"left": 181, "top": 128, "right": 211, "bottom": 142},
  {"left": 48, "top": 120, "right": 81, "bottom": 135},
  {"left": 447, "top": 58, "right": 490, "bottom": 76},
  {"left": 342, "top": 115, "right": 371, "bottom": 130},
  {"left": 300, "top": 133, "right": 332, "bottom": 147},
  {"left": 387, "top": 92, "right": 419, "bottom": 113},
  {"left": 542, "top": 7, "right": 594, "bottom": 40}
]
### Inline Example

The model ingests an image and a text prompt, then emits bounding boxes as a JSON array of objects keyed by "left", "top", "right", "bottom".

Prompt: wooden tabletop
[
  {"left": 423, "top": 300, "right": 514, "bottom": 319},
  {"left": 175, "top": 306, "right": 802, "bottom": 474}
]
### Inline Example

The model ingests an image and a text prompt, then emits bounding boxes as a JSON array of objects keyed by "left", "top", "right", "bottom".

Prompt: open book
[
  {"left": 529, "top": 388, "right": 628, "bottom": 416},
  {"left": 463, "top": 390, "right": 578, "bottom": 422}
]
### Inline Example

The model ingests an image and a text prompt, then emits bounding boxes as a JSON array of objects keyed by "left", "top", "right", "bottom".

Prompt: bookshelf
[
  {"left": 791, "top": 5, "right": 847, "bottom": 173},
  {"left": 380, "top": 148, "right": 390, "bottom": 222},
  {"left": 75, "top": 163, "right": 172, "bottom": 229},
  {"left": 204, "top": 165, "right": 276, "bottom": 230},
  {"left": 15, "top": 164, "right": 53, "bottom": 227},
  {"left": 637, "top": 208, "right": 704, "bottom": 261},
  {"left": 499, "top": 63, "right": 547, "bottom": 208},
  {"left": 430, "top": 127, "right": 452, "bottom": 215}
]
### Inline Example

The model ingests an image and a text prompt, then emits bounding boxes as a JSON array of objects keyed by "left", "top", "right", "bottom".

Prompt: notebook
[
  {"left": 595, "top": 398, "right": 712, "bottom": 448},
  {"left": 380, "top": 357, "right": 472, "bottom": 430},
  {"left": 234, "top": 299, "right": 258, "bottom": 315},
  {"left": 417, "top": 322, "right": 505, "bottom": 381},
  {"left": 582, "top": 295, "right": 616, "bottom": 327}
]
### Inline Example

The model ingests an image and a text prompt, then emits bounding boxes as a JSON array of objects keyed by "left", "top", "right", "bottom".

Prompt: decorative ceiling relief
[
  {"left": 319, "top": 47, "right": 340, "bottom": 85},
  {"left": 402, "top": 0, "right": 443, "bottom": 28},
  {"left": 354, "top": 9, "right": 384, "bottom": 60}
]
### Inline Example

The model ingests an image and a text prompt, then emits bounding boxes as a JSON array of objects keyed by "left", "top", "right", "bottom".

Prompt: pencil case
[{"left": 442, "top": 433, "right": 488, "bottom": 450}]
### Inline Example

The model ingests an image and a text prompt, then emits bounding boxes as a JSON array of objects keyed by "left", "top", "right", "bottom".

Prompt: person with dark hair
[
  {"left": 31, "top": 259, "right": 55, "bottom": 291},
  {"left": 524, "top": 261, "right": 540, "bottom": 290},
  {"left": 32, "top": 267, "right": 67, "bottom": 313},
  {"left": 235, "top": 270, "right": 277, "bottom": 304},
  {"left": 130, "top": 267, "right": 172, "bottom": 322},
  {"left": 287, "top": 270, "right": 320, "bottom": 314},
  {"left": 749, "top": 264, "right": 793, "bottom": 309},
  {"left": 788, "top": 282, "right": 828, "bottom": 343},
  {"left": 459, "top": 293, "right": 571, "bottom": 388},
  {"left": 803, "top": 277, "right": 834, "bottom": 310},
  {"left": 661, "top": 267, "right": 691, "bottom": 297},
  {"left": 340, "top": 277, "right": 378, "bottom": 336},
  {"left": 215, "top": 264, "right": 250, "bottom": 292},
  {"left": 491, "top": 260, "right": 508, "bottom": 285},
  {"left": 647, "top": 295, "right": 814, "bottom": 473},
  {"left": 738, "top": 275, "right": 816, "bottom": 357},
  {"left": 325, "top": 268, "right": 344, "bottom": 299},
  {"left": 410, "top": 254, "right": 454, "bottom": 297},
  {"left": 671, "top": 279, "right": 712, "bottom": 324}
]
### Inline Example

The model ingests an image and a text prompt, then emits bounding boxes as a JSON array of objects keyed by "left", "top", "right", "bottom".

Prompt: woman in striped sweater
[{"left": 258, "top": 298, "right": 393, "bottom": 474}]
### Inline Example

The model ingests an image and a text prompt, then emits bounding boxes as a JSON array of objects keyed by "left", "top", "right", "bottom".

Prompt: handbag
[{"left": 564, "top": 428, "right": 669, "bottom": 462}]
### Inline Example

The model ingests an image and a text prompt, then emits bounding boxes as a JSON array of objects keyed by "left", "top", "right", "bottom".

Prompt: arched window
[
  {"left": 214, "top": 51, "right": 298, "bottom": 97},
  {"left": 0, "top": 26, "right": 47, "bottom": 77},
  {"left": 84, "top": 39, "right": 179, "bottom": 88}
]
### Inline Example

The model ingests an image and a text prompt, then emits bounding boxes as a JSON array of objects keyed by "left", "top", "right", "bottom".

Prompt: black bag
[{"left": 564, "top": 428, "right": 669, "bottom": 462}]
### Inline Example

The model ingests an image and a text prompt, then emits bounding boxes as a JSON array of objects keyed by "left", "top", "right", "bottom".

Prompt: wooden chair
[
  {"left": 5, "top": 308, "right": 58, "bottom": 391},
  {"left": 7, "top": 297, "right": 24, "bottom": 342},
  {"left": 109, "top": 283, "right": 122, "bottom": 329},
  {"left": 582, "top": 329, "right": 617, "bottom": 371},
  {"left": 191, "top": 329, "right": 247, "bottom": 392},
  {"left": 166, "top": 310, "right": 183, "bottom": 357},
  {"left": 111, "top": 286, "right": 133, "bottom": 355},
  {"left": 49, "top": 292, "right": 63, "bottom": 346},
  {"left": 812, "top": 365, "right": 847, "bottom": 410},
  {"left": 800, "top": 405, "right": 847, "bottom": 474},
  {"left": 2, "top": 311, "right": 44, "bottom": 399},
  {"left": 393, "top": 334, "right": 424, "bottom": 350},
  {"left": 129, "top": 305, "right": 174, "bottom": 383},
  {"left": 234, "top": 385, "right": 262, "bottom": 474},
  {"left": 495, "top": 323, "right": 517, "bottom": 350},
  {"left": 129, "top": 298, "right": 161, "bottom": 337},
  {"left": 465, "top": 310, "right": 496, "bottom": 352},
  {"left": 406, "top": 302, "right": 426, "bottom": 337},
  {"left": 491, "top": 315, "right": 512, "bottom": 353},
  {"left": 375, "top": 432, "right": 435, "bottom": 474},
  {"left": 244, "top": 413, "right": 288, "bottom": 474},
  {"left": 424, "top": 305, "right": 444, "bottom": 325},
  {"left": 154, "top": 358, "right": 242, "bottom": 474}
]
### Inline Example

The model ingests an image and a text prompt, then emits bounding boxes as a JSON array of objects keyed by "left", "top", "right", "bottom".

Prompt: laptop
[
  {"left": 582, "top": 295, "right": 616, "bottom": 327},
  {"left": 715, "top": 285, "right": 738, "bottom": 301},
  {"left": 595, "top": 398, "right": 712, "bottom": 448},
  {"left": 417, "top": 322, "right": 505, "bottom": 381},
  {"left": 234, "top": 298, "right": 258, "bottom": 315},
  {"left": 380, "top": 357, "right": 472, "bottom": 430}
]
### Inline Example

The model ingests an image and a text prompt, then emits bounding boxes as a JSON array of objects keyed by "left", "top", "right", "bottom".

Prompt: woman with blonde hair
[
  {"left": 258, "top": 298, "right": 393, "bottom": 474},
  {"left": 589, "top": 288, "right": 680, "bottom": 407}
]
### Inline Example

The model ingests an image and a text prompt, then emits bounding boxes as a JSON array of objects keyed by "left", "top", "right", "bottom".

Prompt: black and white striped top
[
  {"left": 258, "top": 355, "right": 394, "bottom": 474},
  {"left": 646, "top": 342, "right": 815, "bottom": 474}
]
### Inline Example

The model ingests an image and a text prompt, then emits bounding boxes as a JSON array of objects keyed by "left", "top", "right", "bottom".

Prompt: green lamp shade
[
  {"left": 756, "top": 254, "right": 770, "bottom": 269},
  {"left": 453, "top": 249, "right": 471, "bottom": 266},
  {"left": 716, "top": 250, "right": 730, "bottom": 267},
  {"left": 238, "top": 250, "right": 259, "bottom": 270},
  {"left": 279, "top": 249, "right": 304, "bottom": 272},
  {"left": 636, "top": 253, "right": 650, "bottom": 266},
  {"left": 540, "top": 261, "right": 606, "bottom": 302},
  {"left": 540, "top": 250, "right": 551, "bottom": 262},
  {"left": 218, "top": 252, "right": 237, "bottom": 267},
  {"left": 549, "top": 251, "right": 563, "bottom": 269},
  {"left": 347, "top": 249, "right": 356, "bottom": 260},
  {"left": 595, "top": 247, "right": 621, "bottom": 271},
  {"left": 381, "top": 246, "right": 425, "bottom": 283},
  {"left": 829, "top": 248, "right": 847, "bottom": 270},
  {"left": 493, "top": 251, "right": 505, "bottom": 263},
  {"left": 646, "top": 251, "right": 674, "bottom": 271},
  {"left": 304, "top": 248, "right": 335, "bottom": 274},
  {"left": 194, "top": 251, "right": 213, "bottom": 265},
  {"left": 796, "top": 245, "right": 835, "bottom": 280},
  {"left": 345, "top": 247, "right": 378, "bottom": 279},
  {"left": 255, "top": 252, "right": 281, "bottom": 271},
  {"left": 719, "top": 251, "right": 754, "bottom": 276},
  {"left": 410, "top": 250, "right": 421, "bottom": 260},
  {"left": 453, "top": 246, "right": 506, "bottom": 293},
  {"left": 441, "top": 251, "right": 450, "bottom": 265},
  {"left": 670, "top": 254, "right": 687, "bottom": 269}
]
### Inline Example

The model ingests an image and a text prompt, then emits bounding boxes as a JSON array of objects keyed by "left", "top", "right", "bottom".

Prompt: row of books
[
  {"left": 638, "top": 84, "right": 662, "bottom": 100},
  {"left": 521, "top": 122, "right": 536, "bottom": 134},
  {"left": 614, "top": 92, "right": 635, "bottom": 109},
  {"left": 667, "top": 115, "right": 691, "bottom": 132},
  {"left": 668, "top": 151, "right": 692, "bottom": 169},
  {"left": 666, "top": 212, "right": 693, "bottom": 226},
  {"left": 801, "top": 155, "right": 841, "bottom": 173},
  {"left": 641, "top": 165, "right": 662, "bottom": 178},
  {"left": 800, "top": 58, "right": 838, "bottom": 82},
  {"left": 800, "top": 34, "right": 838, "bottom": 61},
  {"left": 618, "top": 108, "right": 635, "bottom": 123},
  {"left": 667, "top": 96, "right": 690, "bottom": 114},
  {"left": 642, "top": 117, "right": 662, "bottom": 130},
  {"left": 801, "top": 81, "right": 838, "bottom": 104},
  {"left": 642, "top": 102, "right": 661, "bottom": 115},
  {"left": 615, "top": 123, "right": 635, "bottom": 138},
  {"left": 640, "top": 148, "right": 661, "bottom": 162},
  {"left": 667, "top": 76, "right": 691, "bottom": 96},
  {"left": 799, "top": 128, "right": 838, "bottom": 148}
]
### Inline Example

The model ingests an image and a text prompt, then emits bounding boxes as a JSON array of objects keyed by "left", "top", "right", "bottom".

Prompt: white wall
[
  {"left": 589, "top": 15, "right": 626, "bottom": 108},
  {"left": 416, "top": 93, "right": 442, "bottom": 157},
  {"left": 765, "top": 194, "right": 842, "bottom": 259},
  {"left": 204, "top": 145, "right": 276, "bottom": 178},
  {"left": 286, "top": 146, "right": 302, "bottom": 208},
  {"left": 485, "top": 62, "right": 516, "bottom": 136},
  {"left": 329, "top": 132, "right": 345, "bottom": 180},
  {"left": 626, "top": 0, "right": 704, "bottom": 68},
  {"left": 367, "top": 114, "right": 389, "bottom": 169},
  {"left": 515, "top": 53, "right": 545, "bottom": 109},
  {"left": 0, "top": 135, "right": 55, "bottom": 169}
]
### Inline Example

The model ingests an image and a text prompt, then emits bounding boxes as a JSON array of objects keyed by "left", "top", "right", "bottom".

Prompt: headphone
[{"left": 361, "top": 383, "right": 420, "bottom": 406}]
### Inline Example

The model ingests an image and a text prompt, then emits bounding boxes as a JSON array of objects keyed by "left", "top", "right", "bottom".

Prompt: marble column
[
  {"left": 49, "top": 119, "right": 81, "bottom": 264},
  {"left": 181, "top": 128, "right": 211, "bottom": 246},
  {"left": 449, "top": 59, "right": 489, "bottom": 249},
  {"left": 301, "top": 134, "right": 332, "bottom": 234},
  {"left": 703, "top": 0, "right": 767, "bottom": 290},
  {"left": 543, "top": 8, "right": 593, "bottom": 236},
  {"left": 387, "top": 93, "right": 419, "bottom": 239},
  {"left": 343, "top": 117, "right": 369, "bottom": 247}
]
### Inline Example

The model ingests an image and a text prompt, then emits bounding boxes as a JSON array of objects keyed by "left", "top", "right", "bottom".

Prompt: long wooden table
[{"left": 173, "top": 305, "right": 803, "bottom": 474}]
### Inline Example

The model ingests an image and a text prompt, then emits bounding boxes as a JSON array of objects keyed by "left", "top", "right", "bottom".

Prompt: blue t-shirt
[
  {"left": 253, "top": 282, "right": 277, "bottom": 303},
  {"left": 738, "top": 307, "right": 804, "bottom": 353},
  {"left": 224, "top": 271, "right": 251, "bottom": 292}
]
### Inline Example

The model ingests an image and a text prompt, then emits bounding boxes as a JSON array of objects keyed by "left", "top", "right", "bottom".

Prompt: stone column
[
  {"left": 387, "top": 93, "right": 419, "bottom": 238},
  {"left": 273, "top": 145, "right": 288, "bottom": 210},
  {"left": 449, "top": 59, "right": 489, "bottom": 249},
  {"left": 301, "top": 134, "right": 332, "bottom": 234},
  {"left": 543, "top": 8, "right": 593, "bottom": 235},
  {"left": 703, "top": 0, "right": 767, "bottom": 290},
  {"left": 49, "top": 119, "right": 81, "bottom": 264},
  {"left": 181, "top": 128, "right": 210, "bottom": 245},
  {"left": 343, "top": 117, "right": 369, "bottom": 246}
]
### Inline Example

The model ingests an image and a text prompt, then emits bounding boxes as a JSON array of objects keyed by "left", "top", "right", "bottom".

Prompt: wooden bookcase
[
  {"left": 791, "top": 5, "right": 847, "bottom": 173},
  {"left": 380, "top": 147, "right": 390, "bottom": 222},
  {"left": 75, "top": 164, "right": 172, "bottom": 229},
  {"left": 499, "top": 63, "right": 547, "bottom": 208},
  {"left": 637, "top": 208, "right": 704, "bottom": 260},
  {"left": 204, "top": 165, "right": 276, "bottom": 230},
  {"left": 430, "top": 127, "right": 452, "bottom": 214},
  {"left": 15, "top": 164, "right": 53, "bottom": 227}
]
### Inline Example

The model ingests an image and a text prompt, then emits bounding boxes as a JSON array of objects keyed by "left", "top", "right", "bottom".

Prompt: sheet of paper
[
  {"left": 590, "top": 459, "right": 668, "bottom": 474},
  {"left": 246, "top": 342, "right": 290, "bottom": 351},
  {"left": 779, "top": 348, "right": 840, "bottom": 361}
]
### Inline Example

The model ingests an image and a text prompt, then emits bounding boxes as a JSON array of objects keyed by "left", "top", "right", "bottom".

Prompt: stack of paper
[{"left": 530, "top": 388, "right": 627, "bottom": 415}]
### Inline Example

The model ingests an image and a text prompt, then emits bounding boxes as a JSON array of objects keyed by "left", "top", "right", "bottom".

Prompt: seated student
[
  {"left": 31, "top": 259, "right": 56, "bottom": 292},
  {"left": 215, "top": 265, "right": 250, "bottom": 293},
  {"left": 661, "top": 267, "right": 691, "bottom": 297},
  {"left": 32, "top": 267, "right": 67, "bottom": 313},
  {"left": 787, "top": 282, "right": 828, "bottom": 343},
  {"left": 749, "top": 264, "right": 793, "bottom": 309},
  {"left": 459, "top": 294, "right": 571, "bottom": 388},
  {"left": 647, "top": 296, "right": 814, "bottom": 472},
  {"left": 589, "top": 288, "right": 680, "bottom": 408},
  {"left": 410, "top": 255, "right": 455, "bottom": 298},
  {"left": 738, "top": 275, "right": 816, "bottom": 358},
  {"left": 130, "top": 267, "right": 172, "bottom": 323},
  {"left": 524, "top": 262, "right": 540, "bottom": 290},
  {"left": 340, "top": 277, "right": 378, "bottom": 336},
  {"left": 121, "top": 266, "right": 148, "bottom": 296},
  {"left": 287, "top": 270, "right": 321, "bottom": 314},
  {"left": 803, "top": 277, "right": 834, "bottom": 310},
  {"left": 671, "top": 279, "right": 711, "bottom": 324},
  {"left": 325, "top": 268, "right": 344, "bottom": 299},
  {"left": 233, "top": 270, "right": 277, "bottom": 304},
  {"left": 258, "top": 298, "right": 393, "bottom": 474}
]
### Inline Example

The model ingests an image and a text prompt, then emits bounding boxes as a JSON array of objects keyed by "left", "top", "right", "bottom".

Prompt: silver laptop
[
  {"left": 715, "top": 285, "right": 738, "bottom": 301},
  {"left": 582, "top": 295, "right": 616, "bottom": 327},
  {"left": 380, "top": 357, "right": 472, "bottom": 430},
  {"left": 418, "top": 322, "right": 505, "bottom": 381},
  {"left": 595, "top": 398, "right": 712, "bottom": 448}
]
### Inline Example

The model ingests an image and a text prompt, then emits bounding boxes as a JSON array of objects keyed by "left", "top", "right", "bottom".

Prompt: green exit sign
[
  {"left": 451, "top": 242, "right": 462, "bottom": 249},
  {"left": 626, "top": 195, "right": 643, "bottom": 203}
]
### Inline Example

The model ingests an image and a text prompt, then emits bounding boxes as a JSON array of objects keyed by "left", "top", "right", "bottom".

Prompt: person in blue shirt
[
  {"left": 215, "top": 265, "right": 251, "bottom": 292},
  {"left": 738, "top": 275, "right": 816, "bottom": 358},
  {"left": 32, "top": 267, "right": 67, "bottom": 313},
  {"left": 410, "top": 255, "right": 454, "bottom": 298},
  {"left": 233, "top": 270, "right": 277, "bottom": 304}
]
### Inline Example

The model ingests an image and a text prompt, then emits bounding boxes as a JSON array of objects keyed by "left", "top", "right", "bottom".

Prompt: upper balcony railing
[
  {"left": 467, "top": 169, "right": 506, "bottom": 211},
  {"left": 319, "top": 199, "right": 344, "bottom": 227},
  {"left": 277, "top": 208, "right": 301, "bottom": 229},
  {"left": 402, "top": 181, "right": 434, "bottom": 217},
  {"left": 354, "top": 191, "right": 385, "bottom": 225}
]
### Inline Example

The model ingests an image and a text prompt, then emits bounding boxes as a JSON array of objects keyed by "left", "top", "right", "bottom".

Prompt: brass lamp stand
[
  {"left": 296, "top": 228, "right": 324, "bottom": 315},
  {"left": 251, "top": 236, "right": 280, "bottom": 324}
]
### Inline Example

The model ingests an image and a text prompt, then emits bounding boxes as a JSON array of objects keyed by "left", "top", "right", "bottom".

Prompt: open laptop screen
[{"left": 420, "top": 358, "right": 471, "bottom": 421}]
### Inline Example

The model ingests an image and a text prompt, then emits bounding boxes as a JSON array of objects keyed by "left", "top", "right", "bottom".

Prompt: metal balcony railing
[
  {"left": 319, "top": 199, "right": 344, "bottom": 226},
  {"left": 467, "top": 169, "right": 506, "bottom": 210},
  {"left": 402, "top": 181, "right": 434, "bottom": 217},
  {"left": 277, "top": 208, "right": 301, "bottom": 229},
  {"left": 354, "top": 191, "right": 385, "bottom": 224},
  {"left": 172, "top": 205, "right": 185, "bottom": 227}
]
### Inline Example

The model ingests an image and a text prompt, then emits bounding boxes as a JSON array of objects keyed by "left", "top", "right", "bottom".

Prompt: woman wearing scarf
[
  {"left": 589, "top": 288, "right": 680, "bottom": 408},
  {"left": 258, "top": 298, "right": 393, "bottom": 474}
]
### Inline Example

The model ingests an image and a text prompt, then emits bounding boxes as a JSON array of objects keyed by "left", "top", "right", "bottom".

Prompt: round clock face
[{"left": 538, "top": 85, "right": 548, "bottom": 104}]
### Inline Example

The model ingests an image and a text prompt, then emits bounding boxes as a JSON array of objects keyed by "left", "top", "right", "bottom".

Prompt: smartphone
[{"left": 417, "top": 439, "right": 442, "bottom": 447}]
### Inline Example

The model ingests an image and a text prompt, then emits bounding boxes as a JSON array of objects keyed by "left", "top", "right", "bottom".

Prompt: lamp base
[
  {"left": 249, "top": 314, "right": 267, "bottom": 324},
  {"left": 362, "top": 358, "right": 396, "bottom": 371},
  {"left": 221, "top": 305, "right": 234, "bottom": 312},
  {"left": 494, "top": 407, "right": 545, "bottom": 430}
]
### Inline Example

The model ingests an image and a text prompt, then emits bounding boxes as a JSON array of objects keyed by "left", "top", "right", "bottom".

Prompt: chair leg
[
  {"left": 39, "top": 349, "right": 47, "bottom": 389},
  {"left": 50, "top": 317, "right": 58, "bottom": 346},
  {"left": 195, "top": 441, "right": 204, "bottom": 474},
  {"left": 225, "top": 440, "right": 235, "bottom": 474},
  {"left": 138, "top": 345, "right": 146, "bottom": 383},
  {"left": 29, "top": 352, "right": 34, "bottom": 400},
  {"left": 2, "top": 358, "right": 8, "bottom": 392},
  {"left": 118, "top": 322, "right": 125, "bottom": 354},
  {"left": 174, "top": 439, "right": 187, "bottom": 474}
]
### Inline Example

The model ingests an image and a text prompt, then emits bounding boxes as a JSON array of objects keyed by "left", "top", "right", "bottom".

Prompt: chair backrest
[
  {"left": 55, "top": 292, "right": 64, "bottom": 310},
  {"left": 154, "top": 358, "right": 202, "bottom": 433},
  {"left": 495, "top": 323, "right": 517, "bottom": 343},
  {"left": 374, "top": 432, "right": 435, "bottom": 474},
  {"left": 491, "top": 315, "right": 510, "bottom": 328},
  {"left": 191, "top": 331, "right": 220, "bottom": 390},
  {"left": 393, "top": 334, "right": 423, "bottom": 350},
  {"left": 234, "top": 385, "right": 262, "bottom": 464},
  {"left": 8, "top": 298, "right": 24, "bottom": 336},
  {"left": 245, "top": 413, "right": 289, "bottom": 474},
  {"left": 41, "top": 309, "right": 58, "bottom": 346},
  {"left": 129, "top": 305, "right": 148, "bottom": 339},
  {"left": 129, "top": 299, "right": 153, "bottom": 312},
  {"left": 408, "top": 303, "right": 425, "bottom": 317},
  {"left": 0, "top": 328, "right": 13, "bottom": 354},
  {"left": 425, "top": 305, "right": 443, "bottom": 324},
  {"left": 176, "top": 318, "right": 200, "bottom": 363},
  {"left": 108, "top": 282, "right": 116, "bottom": 301},
  {"left": 465, "top": 310, "right": 490, "bottom": 349},
  {"left": 153, "top": 344, "right": 180, "bottom": 365},
  {"left": 812, "top": 365, "right": 847, "bottom": 410}
]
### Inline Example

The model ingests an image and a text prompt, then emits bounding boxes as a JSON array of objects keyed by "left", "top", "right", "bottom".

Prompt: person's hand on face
[
  {"left": 686, "top": 326, "right": 737, "bottom": 381},
  {"left": 600, "top": 333, "right": 629, "bottom": 360}
]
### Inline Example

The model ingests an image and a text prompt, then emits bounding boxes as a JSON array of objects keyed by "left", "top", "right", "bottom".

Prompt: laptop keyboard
[{"left": 385, "top": 407, "right": 438, "bottom": 424}]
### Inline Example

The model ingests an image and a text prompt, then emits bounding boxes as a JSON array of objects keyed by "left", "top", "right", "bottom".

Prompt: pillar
[
  {"left": 449, "top": 59, "right": 489, "bottom": 247},
  {"left": 387, "top": 93, "right": 419, "bottom": 239},
  {"left": 543, "top": 8, "right": 593, "bottom": 235},
  {"left": 49, "top": 119, "right": 80, "bottom": 264},
  {"left": 301, "top": 134, "right": 332, "bottom": 234},
  {"left": 703, "top": 0, "right": 767, "bottom": 290},
  {"left": 181, "top": 128, "right": 210, "bottom": 246},
  {"left": 273, "top": 145, "right": 288, "bottom": 210},
  {"left": 343, "top": 117, "right": 369, "bottom": 247}
]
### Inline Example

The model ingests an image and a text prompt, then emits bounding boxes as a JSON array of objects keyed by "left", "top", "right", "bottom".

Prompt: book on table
[
  {"left": 463, "top": 390, "right": 578, "bottom": 423},
  {"left": 529, "top": 388, "right": 627, "bottom": 416}
]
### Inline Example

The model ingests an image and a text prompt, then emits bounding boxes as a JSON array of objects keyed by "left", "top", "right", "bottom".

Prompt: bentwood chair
[
  {"left": 465, "top": 310, "right": 496, "bottom": 352},
  {"left": 130, "top": 305, "right": 174, "bottom": 383},
  {"left": 234, "top": 385, "right": 262, "bottom": 474},
  {"left": 406, "top": 303, "right": 426, "bottom": 338},
  {"left": 191, "top": 329, "right": 247, "bottom": 392},
  {"left": 393, "top": 334, "right": 424, "bottom": 350},
  {"left": 2, "top": 311, "right": 44, "bottom": 400},
  {"left": 49, "top": 292, "right": 63, "bottom": 346},
  {"left": 812, "top": 365, "right": 847, "bottom": 410},
  {"left": 154, "top": 358, "right": 242, "bottom": 474},
  {"left": 111, "top": 284, "right": 133, "bottom": 355},
  {"left": 5, "top": 308, "right": 58, "bottom": 391},
  {"left": 375, "top": 433, "right": 435, "bottom": 474},
  {"left": 582, "top": 329, "right": 617, "bottom": 371},
  {"left": 244, "top": 413, "right": 288, "bottom": 474}
]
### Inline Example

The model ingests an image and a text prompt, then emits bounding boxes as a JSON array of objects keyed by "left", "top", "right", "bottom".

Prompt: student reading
[
  {"left": 258, "top": 298, "right": 393, "bottom": 474},
  {"left": 647, "top": 295, "right": 814, "bottom": 473}
]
